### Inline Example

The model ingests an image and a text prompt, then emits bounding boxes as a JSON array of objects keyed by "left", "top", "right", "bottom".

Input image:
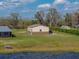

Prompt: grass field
[{"left": 0, "top": 29, "right": 79, "bottom": 53}]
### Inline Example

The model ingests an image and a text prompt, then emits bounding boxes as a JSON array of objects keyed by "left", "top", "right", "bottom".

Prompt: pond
[{"left": 0, "top": 52, "right": 79, "bottom": 59}]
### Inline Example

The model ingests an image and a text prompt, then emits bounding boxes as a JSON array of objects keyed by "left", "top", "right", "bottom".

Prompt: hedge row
[{"left": 54, "top": 28, "right": 79, "bottom": 35}]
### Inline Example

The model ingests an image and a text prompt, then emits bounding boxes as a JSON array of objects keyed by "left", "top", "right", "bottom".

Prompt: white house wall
[{"left": 27, "top": 26, "right": 49, "bottom": 32}]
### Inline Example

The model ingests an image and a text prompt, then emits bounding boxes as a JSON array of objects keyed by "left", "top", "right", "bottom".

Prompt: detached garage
[
  {"left": 27, "top": 24, "right": 49, "bottom": 35},
  {"left": 0, "top": 26, "right": 12, "bottom": 37}
]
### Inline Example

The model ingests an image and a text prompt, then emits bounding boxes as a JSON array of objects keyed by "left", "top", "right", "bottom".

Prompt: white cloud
[
  {"left": 19, "top": 0, "right": 36, "bottom": 3},
  {"left": 6, "top": 0, "right": 36, "bottom": 3},
  {"left": 38, "top": 4, "right": 51, "bottom": 9},
  {"left": 63, "top": 1, "right": 79, "bottom": 13},
  {"left": 0, "top": 2, "right": 3, "bottom": 6},
  {"left": 53, "top": 0, "right": 70, "bottom": 5},
  {"left": 6, "top": 0, "right": 18, "bottom": 2},
  {"left": 0, "top": 2, "right": 6, "bottom": 9},
  {"left": 64, "top": 7, "right": 68, "bottom": 11},
  {"left": 54, "top": 0, "right": 65, "bottom": 4},
  {"left": 0, "top": 0, "right": 36, "bottom": 9}
]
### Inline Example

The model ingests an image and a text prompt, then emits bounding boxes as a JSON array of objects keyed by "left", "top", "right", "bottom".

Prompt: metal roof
[
  {"left": 0, "top": 26, "right": 12, "bottom": 32},
  {"left": 28, "top": 24, "right": 48, "bottom": 28}
]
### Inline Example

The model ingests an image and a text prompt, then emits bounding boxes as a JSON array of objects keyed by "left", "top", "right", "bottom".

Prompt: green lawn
[{"left": 0, "top": 29, "right": 79, "bottom": 53}]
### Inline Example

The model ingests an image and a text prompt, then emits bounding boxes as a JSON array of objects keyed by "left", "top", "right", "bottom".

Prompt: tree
[
  {"left": 64, "top": 13, "right": 72, "bottom": 26},
  {"left": 10, "top": 13, "right": 20, "bottom": 28},
  {"left": 31, "top": 20, "right": 38, "bottom": 25},
  {"left": 74, "top": 12, "right": 79, "bottom": 25},
  {"left": 46, "top": 8, "right": 60, "bottom": 28},
  {"left": 35, "top": 11, "right": 45, "bottom": 25}
]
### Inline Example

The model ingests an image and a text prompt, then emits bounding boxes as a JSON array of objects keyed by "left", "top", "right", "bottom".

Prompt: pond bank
[{"left": 1, "top": 46, "right": 79, "bottom": 54}]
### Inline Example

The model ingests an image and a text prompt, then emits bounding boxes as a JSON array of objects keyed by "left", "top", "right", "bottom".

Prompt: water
[{"left": 0, "top": 52, "right": 79, "bottom": 59}]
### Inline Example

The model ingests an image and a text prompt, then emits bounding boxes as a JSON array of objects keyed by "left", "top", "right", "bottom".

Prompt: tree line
[
  {"left": 0, "top": 13, "right": 38, "bottom": 29},
  {"left": 0, "top": 8, "right": 79, "bottom": 29},
  {"left": 35, "top": 8, "right": 79, "bottom": 28}
]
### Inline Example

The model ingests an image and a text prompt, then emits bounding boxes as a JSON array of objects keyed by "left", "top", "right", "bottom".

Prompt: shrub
[{"left": 54, "top": 27, "right": 79, "bottom": 35}]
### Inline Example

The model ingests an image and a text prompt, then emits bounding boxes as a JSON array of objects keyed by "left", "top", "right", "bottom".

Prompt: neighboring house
[
  {"left": 60, "top": 25, "right": 71, "bottom": 30},
  {"left": 0, "top": 26, "right": 12, "bottom": 37},
  {"left": 27, "top": 24, "right": 49, "bottom": 35},
  {"left": 74, "top": 25, "right": 79, "bottom": 28}
]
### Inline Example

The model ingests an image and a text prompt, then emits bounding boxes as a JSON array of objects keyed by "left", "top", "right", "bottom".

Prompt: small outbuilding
[
  {"left": 74, "top": 25, "right": 79, "bottom": 28},
  {"left": 0, "top": 26, "right": 12, "bottom": 37},
  {"left": 27, "top": 24, "right": 49, "bottom": 35},
  {"left": 60, "top": 25, "right": 71, "bottom": 30}
]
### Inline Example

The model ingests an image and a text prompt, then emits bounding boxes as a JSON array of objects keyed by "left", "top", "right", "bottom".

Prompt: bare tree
[
  {"left": 46, "top": 8, "right": 60, "bottom": 27},
  {"left": 10, "top": 13, "right": 20, "bottom": 28},
  {"left": 74, "top": 12, "right": 79, "bottom": 25},
  {"left": 35, "top": 11, "right": 45, "bottom": 25},
  {"left": 64, "top": 13, "right": 72, "bottom": 26}
]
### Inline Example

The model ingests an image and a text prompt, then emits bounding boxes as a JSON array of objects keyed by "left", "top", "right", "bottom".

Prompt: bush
[{"left": 54, "top": 27, "right": 79, "bottom": 35}]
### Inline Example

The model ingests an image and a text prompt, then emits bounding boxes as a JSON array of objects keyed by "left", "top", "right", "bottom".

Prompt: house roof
[
  {"left": 0, "top": 26, "right": 12, "bottom": 32},
  {"left": 28, "top": 24, "right": 48, "bottom": 28}
]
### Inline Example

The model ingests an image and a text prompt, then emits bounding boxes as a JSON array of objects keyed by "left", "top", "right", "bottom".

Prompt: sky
[{"left": 0, "top": 0, "right": 79, "bottom": 19}]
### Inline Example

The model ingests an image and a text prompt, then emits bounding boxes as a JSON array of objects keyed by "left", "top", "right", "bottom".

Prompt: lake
[{"left": 0, "top": 52, "right": 79, "bottom": 59}]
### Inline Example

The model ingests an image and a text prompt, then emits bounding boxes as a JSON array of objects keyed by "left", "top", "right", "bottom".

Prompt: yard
[{"left": 0, "top": 29, "right": 79, "bottom": 53}]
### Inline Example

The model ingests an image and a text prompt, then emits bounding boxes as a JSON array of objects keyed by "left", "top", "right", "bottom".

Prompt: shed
[
  {"left": 74, "top": 25, "right": 79, "bottom": 28},
  {"left": 27, "top": 24, "right": 49, "bottom": 35},
  {"left": 60, "top": 25, "right": 71, "bottom": 30},
  {"left": 0, "top": 26, "right": 12, "bottom": 37}
]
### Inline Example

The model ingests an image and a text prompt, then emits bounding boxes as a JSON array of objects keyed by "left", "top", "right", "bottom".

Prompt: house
[
  {"left": 0, "top": 26, "right": 12, "bottom": 37},
  {"left": 60, "top": 25, "right": 71, "bottom": 30},
  {"left": 27, "top": 24, "right": 49, "bottom": 35},
  {"left": 74, "top": 25, "right": 79, "bottom": 28}
]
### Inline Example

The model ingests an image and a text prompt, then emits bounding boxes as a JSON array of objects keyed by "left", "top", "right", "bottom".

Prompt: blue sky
[{"left": 0, "top": 0, "right": 79, "bottom": 19}]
